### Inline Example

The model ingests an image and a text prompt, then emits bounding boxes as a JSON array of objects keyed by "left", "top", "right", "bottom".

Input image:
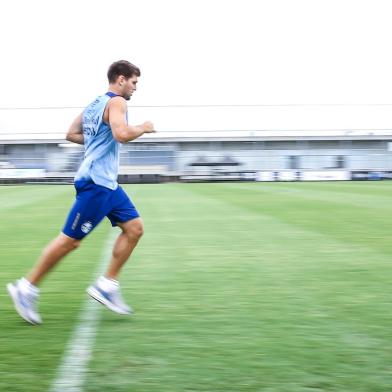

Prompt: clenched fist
[{"left": 141, "top": 121, "right": 156, "bottom": 133}]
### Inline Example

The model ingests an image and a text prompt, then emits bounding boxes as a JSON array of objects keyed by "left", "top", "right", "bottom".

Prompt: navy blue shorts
[{"left": 62, "top": 180, "right": 140, "bottom": 240}]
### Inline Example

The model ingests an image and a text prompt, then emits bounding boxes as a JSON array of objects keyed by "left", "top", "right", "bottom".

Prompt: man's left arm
[{"left": 66, "top": 113, "right": 84, "bottom": 145}]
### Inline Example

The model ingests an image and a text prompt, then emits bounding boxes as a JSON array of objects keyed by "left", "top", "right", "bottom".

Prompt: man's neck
[{"left": 107, "top": 85, "right": 122, "bottom": 96}]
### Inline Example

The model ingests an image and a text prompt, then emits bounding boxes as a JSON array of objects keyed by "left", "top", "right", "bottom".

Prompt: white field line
[{"left": 49, "top": 230, "right": 117, "bottom": 392}]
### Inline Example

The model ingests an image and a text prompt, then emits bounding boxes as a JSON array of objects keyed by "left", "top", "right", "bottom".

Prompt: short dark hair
[{"left": 107, "top": 60, "right": 141, "bottom": 83}]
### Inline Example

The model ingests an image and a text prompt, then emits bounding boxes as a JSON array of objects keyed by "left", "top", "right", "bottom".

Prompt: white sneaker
[
  {"left": 87, "top": 283, "right": 133, "bottom": 315},
  {"left": 7, "top": 280, "right": 42, "bottom": 325}
]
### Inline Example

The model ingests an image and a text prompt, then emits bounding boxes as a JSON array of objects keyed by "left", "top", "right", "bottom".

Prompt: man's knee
[
  {"left": 69, "top": 239, "right": 81, "bottom": 250},
  {"left": 130, "top": 220, "right": 144, "bottom": 239},
  {"left": 122, "top": 219, "right": 144, "bottom": 240},
  {"left": 134, "top": 222, "right": 144, "bottom": 239},
  {"left": 58, "top": 233, "right": 81, "bottom": 251}
]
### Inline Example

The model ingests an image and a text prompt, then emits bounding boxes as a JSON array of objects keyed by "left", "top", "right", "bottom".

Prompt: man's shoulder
[
  {"left": 106, "top": 95, "right": 127, "bottom": 110},
  {"left": 109, "top": 95, "right": 126, "bottom": 103}
]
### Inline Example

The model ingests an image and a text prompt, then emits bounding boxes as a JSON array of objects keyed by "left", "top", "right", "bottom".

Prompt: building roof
[{"left": 1, "top": 105, "right": 391, "bottom": 143}]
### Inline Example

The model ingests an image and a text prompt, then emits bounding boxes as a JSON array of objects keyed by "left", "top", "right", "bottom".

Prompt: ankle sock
[
  {"left": 19, "top": 277, "right": 39, "bottom": 294},
  {"left": 97, "top": 276, "right": 119, "bottom": 292}
]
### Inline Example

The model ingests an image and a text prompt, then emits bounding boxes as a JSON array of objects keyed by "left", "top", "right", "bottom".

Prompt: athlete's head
[{"left": 107, "top": 60, "right": 141, "bottom": 101}]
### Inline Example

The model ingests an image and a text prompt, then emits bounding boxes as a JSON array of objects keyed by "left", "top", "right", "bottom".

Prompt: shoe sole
[
  {"left": 86, "top": 286, "right": 132, "bottom": 315},
  {"left": 6, "top": 283, "right": 41, "bottom": 325}
]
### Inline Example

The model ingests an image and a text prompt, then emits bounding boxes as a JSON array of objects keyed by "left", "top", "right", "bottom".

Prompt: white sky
[{"left": 0, "top": 0, "right": 391, "bottom": 136}]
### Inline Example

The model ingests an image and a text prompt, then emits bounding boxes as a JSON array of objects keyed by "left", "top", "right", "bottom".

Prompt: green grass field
[{"left": 1, "top": 181, "right": 392, "bottom": 391}]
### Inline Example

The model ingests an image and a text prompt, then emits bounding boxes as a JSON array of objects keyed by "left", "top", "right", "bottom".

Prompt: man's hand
[{"left": 140, "top": 121, "right": 155, "bottom": 133}]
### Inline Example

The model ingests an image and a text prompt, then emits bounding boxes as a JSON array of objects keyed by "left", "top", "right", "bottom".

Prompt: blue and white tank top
[{"left": 75, "top": 92, "right": 124, "bottom": 190}]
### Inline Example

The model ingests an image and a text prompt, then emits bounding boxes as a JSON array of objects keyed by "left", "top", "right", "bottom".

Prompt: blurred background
[{"left": 1, "top": 104, "right": 392, "bottom": 184}]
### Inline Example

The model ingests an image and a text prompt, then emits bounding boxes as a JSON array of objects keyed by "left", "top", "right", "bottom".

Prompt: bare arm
[
  {"left": 66, "top": 113, "right": 84, "bottom": 145},
  {"left": 108, "top": 97, "right": 155, "bottom": 143}
]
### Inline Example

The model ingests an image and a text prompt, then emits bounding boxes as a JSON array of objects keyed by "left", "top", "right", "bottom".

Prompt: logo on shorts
[
  {"left": 71, "top": 212, "right": 81, "bottom": 230},
  {"left": 81, "top": 221, "right": 93, "bottom": 234}
]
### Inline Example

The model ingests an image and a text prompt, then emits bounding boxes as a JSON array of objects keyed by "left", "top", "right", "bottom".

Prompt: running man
[{"left": 7, "top": 60, "right": 155, "bottom": 325}]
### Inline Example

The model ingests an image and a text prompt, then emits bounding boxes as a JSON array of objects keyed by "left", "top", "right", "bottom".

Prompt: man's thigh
[
  {"left": 62, "top": 180, "right": 113, "bottom": 239},
  {"left": 106, "top": 185, "right": 140, "bottom": 227}
]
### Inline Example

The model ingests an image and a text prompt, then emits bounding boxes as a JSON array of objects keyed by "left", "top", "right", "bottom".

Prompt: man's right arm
[{"left": 108, "top": 97, "right": 155, "bottom": 143}]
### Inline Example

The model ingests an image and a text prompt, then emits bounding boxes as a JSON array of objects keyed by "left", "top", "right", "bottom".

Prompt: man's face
[{"left": 122, "top": 75, "right": 138, "bottom": 101}]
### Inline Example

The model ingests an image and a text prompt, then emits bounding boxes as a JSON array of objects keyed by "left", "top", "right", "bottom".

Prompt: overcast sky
[{"left": 0, "top": 0, "right": 391, "bottom": 135}]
